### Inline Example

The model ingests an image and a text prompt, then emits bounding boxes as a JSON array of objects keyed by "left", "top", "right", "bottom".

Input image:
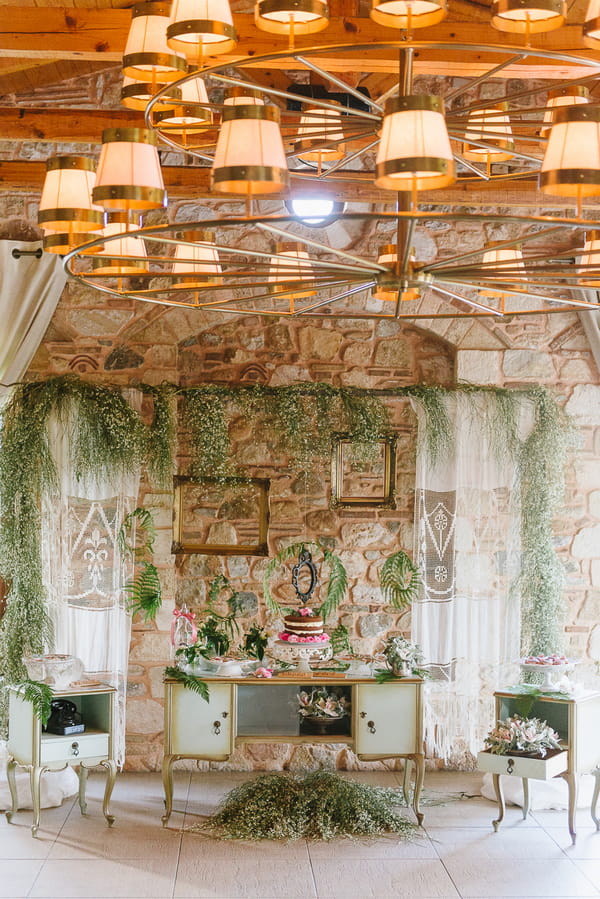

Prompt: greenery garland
[{"left": 0, "top": 375, "right": 573, "bottom": 708}]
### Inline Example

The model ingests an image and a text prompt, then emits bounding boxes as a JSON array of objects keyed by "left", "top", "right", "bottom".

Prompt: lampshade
[
  {"left": 579, "top": 230, "right": 600, "bottom": 286},
  {"left": 255, "top": 0, "right": 329, "bottom": 36},
  {"left": 375, "top": 95, "right": 455, "bottom": 191},
  {"left": 172, "top": 230, "right": 222, "bottom": 286},
  {"left": 92, "top": 128, "right": 167, "bottom": 211},
  {"left": 38, "top": 156, "right": 103, "bottom": 233},
  {"left": 491, "top": 0, "right": 566, "bottom": 33},
  {"left": 479, "top": 243, "right": 525, "bottom": 297},
  {"left": 370, "top": 0, "right": 447, "bottom": 29},
  {"left": 371, "top": 244, "right": 419, "bottom": 302},
  {"left": 43, "top": 232, "right": 101, "bottom": 256},
  {"left": 540, "top": 105, "right": 600, "bottom": 197},
  {"left": 211, "top": 96, "right": 289, "bottom": 195},
  {"left": 121, "top": 75, "right": 180, "bottom": 111},
  {"left": 540, "top": 86, "right": 589, "bottom": 135},
  {"left": 122, "top": 1, "right": 186, "bottom": 83},
  {"left": 584, "top": 0, "right": 600, "bottom": 46},
  {"left": 295, "top": 104, "right": 345, "bottom": 163},
  {"left": 167, "top": 0, "right": 237, "bottom": 62},
  {"left": 92, "top": 213, "right": 148, "bottom": 275},
  {"left": 463, "top": 104, "right": 514, "bottom": 163},
  {"left": 268, "top": 241, "right": 315, "bottom": 298},
  {"left": 153, "top": 71, "right": 212, "bottom": 133}
]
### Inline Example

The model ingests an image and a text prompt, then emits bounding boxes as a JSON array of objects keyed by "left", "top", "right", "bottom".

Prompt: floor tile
[
  {"left": 427, "top": 825, "right": 567, "bottom": 859},
  {"left": 174, "top": 849, "right": 316, "bottom": 898},
  {"left": 47, "top": 816, "right": 182, "bottom": 860},
  {"left": 441, "top": 857, "right": 600, "bottom": 897},
  {"left": 311, "top": 858, "right": 460, "bottom": 898},
  {"left": 308, "top": 833, "right": 438, "bottom": 859},
  {"left": 421, "top": 796, "right": 538, "bottom": 829},
  {"left": 571, "top": 861, "right": 600, "bottom": 891},
  {"left": 0, "top": 860, "right": 44, "bottom": 898},
  {"left": 29, "top": 856, "right": 178, "bottom": 898},
  {"left": 544, "top": 827, "right": 600, "bottom": 858}
]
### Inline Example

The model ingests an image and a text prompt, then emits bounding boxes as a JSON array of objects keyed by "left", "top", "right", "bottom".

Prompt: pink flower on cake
[
  {"left": 298, "top": 607, "right": 313, "bottom": 616},
  {"left": 279, "top": 632, "right": 289, "bottom": 641},
  {"left": 288, "top": 635, "right": 300, "bottom": 643}
]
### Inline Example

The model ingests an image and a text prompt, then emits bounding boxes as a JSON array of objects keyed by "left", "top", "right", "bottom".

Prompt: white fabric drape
[
  {"left": 0, "top": 240, "right": 66, "bottom": 392},
  {"left": 411, "top": 394, "right": 523, "bottom": 764},
  {"left": 42, "top": 401, "right": 141, "bottom": 767}
]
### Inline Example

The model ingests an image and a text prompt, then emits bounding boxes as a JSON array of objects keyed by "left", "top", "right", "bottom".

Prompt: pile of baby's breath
[{"left": 191, "top": 771, "right": 418, "bottom": 841}]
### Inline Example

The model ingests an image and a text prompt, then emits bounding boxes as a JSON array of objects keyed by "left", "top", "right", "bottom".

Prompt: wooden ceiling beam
[
  {"left": 0, "top": 8, "right": 598, "bottom": 78},
  {"left": 0, "top": 106, "right": 143, "bottom": 141}
]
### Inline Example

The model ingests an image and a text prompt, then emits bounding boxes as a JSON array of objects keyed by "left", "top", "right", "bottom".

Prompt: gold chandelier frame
[{"left": 63, "top": 37, "right": 600, "bottom": 320}]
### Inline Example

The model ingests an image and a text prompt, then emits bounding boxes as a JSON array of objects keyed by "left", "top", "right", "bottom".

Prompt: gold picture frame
[
  {"left": 330, "top": 435, "right": 397, "bottom": 510},
  {"left": 172, "top": 476, "right": 270, "bottom": 556}
]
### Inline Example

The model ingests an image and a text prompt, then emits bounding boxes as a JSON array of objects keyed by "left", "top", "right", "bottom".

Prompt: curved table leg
[
  {"left": 162, "top": 755, "right": 179, "bottom": 827},
  {"left": 492, "top": 773, "right": 505, "bottom": 833},
  {"left": 402, "top": 759, "right": 412, "bottom": 806},
  {"left": 560, "top": 771, "right": 577, "bottom": 846},
  {"left": 5, "top": 758, "right": 18, "bottom": 823},
  {"left": 591, "top": 767, "right": 600, "bottom": 831},
  {"left": 29, "top": 765, "right": 48, "bottom": 837},
  {"left": 522, "top": 777, "right": 530, "bottom": 820},
  {"left": 78, "top": 765, "right": 89, "bottom": 815},
  {"left": 99, "top": 760, "right": 116, "bottom": 827},
  {"left": 412, "top": 753, "right": 425, "bottom": 826}
]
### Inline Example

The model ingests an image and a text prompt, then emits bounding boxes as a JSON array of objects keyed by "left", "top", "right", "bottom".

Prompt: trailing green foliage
[
  {"left": 263, "top": 541, "right": 348, "bottom": 620},
  {"left": 14, "top": 679, "right": 54, "bottom": 725},
  {"left": 142, "top": 381, "right": 177, "bottom": 488},
  {"left": 163, "top": 666, "right": 210, "bottom": 702},
  {"left": 119, "top": 507, "right": 162, "bottom": 623},
  {"left": 194, "top": 771, "right": 419, "bottom": 841},
  {"left": 379, "top": 550, "right": 421, "bottom": 609},
  {"left": 124, "top": 561, "right": 162, "bottom": 624},
  {"left": 242, "top": 624, "right": 269, "bottom": 660},
  {"left": 330, "top": 623, "right": 351, "bottom": 655}
]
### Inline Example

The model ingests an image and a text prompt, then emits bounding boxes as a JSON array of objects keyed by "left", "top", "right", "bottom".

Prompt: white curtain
[
  {"left": 41, "top": 400, "right": 141, "bottom": 767},
  {"left": 0, "top": 240, "right": 66, "bottom": 391},
  {"left": 411, "top": 393, "right": 524, "bottom": 764}
]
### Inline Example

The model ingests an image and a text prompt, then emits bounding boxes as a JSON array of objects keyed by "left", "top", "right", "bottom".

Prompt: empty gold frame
[
  {"left": 172, "top": 476, "right": 270, "bottom": 555},
  {"left": 330, "top": 436, "right": 397, "bottom": 510}
]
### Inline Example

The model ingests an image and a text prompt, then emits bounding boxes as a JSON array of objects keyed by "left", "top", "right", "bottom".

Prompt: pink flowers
[
  {"left": 298, "top": 607, "right": 314, "bottom": 617},
  {"left": 254, "top": 667, "right": 273, "bottom": 678},
  {"left": 278, "top": 632, "right": 330, "bottom": 644}
]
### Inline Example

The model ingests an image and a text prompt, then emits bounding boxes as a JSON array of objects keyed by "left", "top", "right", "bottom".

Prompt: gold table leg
[
  {"left": 592, "top": 767, "right": 600, "bottom": 831},
  {"left": 99, "top": 759, "right": 117, "bottom": 827},
  {"left": 560, "top": 771, "right": 577, "bottom": 845},
  {"left": 161, "top": 754, "right": 180, "bottom": 827},
  {"left": 492, "top": 773, "right": 505, "bottom": 832},
  {"left": 412, "top": 753, "right": 425, "bottom": 826}
]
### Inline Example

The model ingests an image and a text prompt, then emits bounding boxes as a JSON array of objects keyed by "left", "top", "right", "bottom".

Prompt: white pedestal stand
[{"left": 269, "top": 640, "right": 332, "bottom": 673}]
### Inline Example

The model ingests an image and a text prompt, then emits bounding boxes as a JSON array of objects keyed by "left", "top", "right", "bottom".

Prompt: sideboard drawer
[{"left": 477, "top": 749, "right": 568, "bottom": 780}]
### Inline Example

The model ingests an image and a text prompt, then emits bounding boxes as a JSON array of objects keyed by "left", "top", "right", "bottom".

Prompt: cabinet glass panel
[
  {"left": 498, "top": 696, "right": 569, "bottom": 742},
  {"left": 236, "top": 684, "right": 352, "bottom": 738}
]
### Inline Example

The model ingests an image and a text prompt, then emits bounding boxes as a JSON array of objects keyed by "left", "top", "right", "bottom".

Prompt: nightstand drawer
[
  {"left": 478, "top": 749, "right": 568, "bottom": 780},
  {"left": 41, "top": 731, "right": 109, "bottom": 764}
]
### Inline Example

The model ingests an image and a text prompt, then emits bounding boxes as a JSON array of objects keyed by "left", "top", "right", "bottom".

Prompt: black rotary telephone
[{"left": 45, "top": 699, "right": 85, "bottom": 736}]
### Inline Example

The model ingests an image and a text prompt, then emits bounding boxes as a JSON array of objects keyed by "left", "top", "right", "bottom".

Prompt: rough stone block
[
  {"left": 503, "top": 349, "right": 555, "bottom": 380},
  {"left": 566, "top": 384, "right": 600, "bottom": 425},
  {"left": 456, "top": 350, "right": 502, "bottom": 385},
  {"left": 571, "top": 523, "right": 600, "bottom": 559}
]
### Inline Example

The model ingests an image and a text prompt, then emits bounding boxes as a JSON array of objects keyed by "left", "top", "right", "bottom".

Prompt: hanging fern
[
  {"left": 330, "top": 623, "right": 351, "bottom": 655},
  {"left": 379, "top": 551, "right": 421, "bottom": 609},
  {"left": 263, "top": 541, "right": 347, "bottom": 621},
  {"left": 164, "top": 666, "right": 209, "bottom": 702},
  {"left": 119, "top": 507, "right": 162, "bottom": 623},
  {"left": 14, "top": 679, "right": 54, "bottom": 725},
  {"left": 124, "top": 561, "right": 162, "bottom": 624}
]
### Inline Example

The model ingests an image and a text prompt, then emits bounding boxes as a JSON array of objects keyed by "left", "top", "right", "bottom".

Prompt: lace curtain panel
[
  {"left": 411, "top": 394, "right": 525, "bottom": 764},
  {"left": 42, "top": 411, "right": 140, "bottom": 767}
]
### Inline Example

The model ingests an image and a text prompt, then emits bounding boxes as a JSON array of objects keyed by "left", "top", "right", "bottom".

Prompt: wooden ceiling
[{"left": 0, "top": 0, "right": 598, "bottom": 205}]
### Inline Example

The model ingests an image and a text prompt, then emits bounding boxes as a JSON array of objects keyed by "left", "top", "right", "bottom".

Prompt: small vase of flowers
[
  {"left": 382, "top": 635, "right": 424, "bottom": 677},
  {"left": 484, "top": 715, "right": 562, "bottom": 758},
  {"left": 297, "top": 688, "right": 350, "bottom": 734}
]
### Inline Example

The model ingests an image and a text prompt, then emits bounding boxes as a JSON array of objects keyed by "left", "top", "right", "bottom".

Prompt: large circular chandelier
[{"left": 43, "top": 0, "right": 600, "bottom": 320}]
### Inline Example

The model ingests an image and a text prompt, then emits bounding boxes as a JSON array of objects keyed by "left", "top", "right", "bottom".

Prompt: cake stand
[
  {"left": 269, "top": 639, "right": 332, "bottom": 673},
  {"left": 519, "top": 659, "right": 578, "bottom": 692}
]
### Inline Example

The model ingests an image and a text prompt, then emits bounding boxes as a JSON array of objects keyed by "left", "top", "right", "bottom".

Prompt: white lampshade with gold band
[
  {"left": 370, "top": 0, "right": 447, "bottom": 30},
  {"left": 121, "top": 75, "right": 181, "bottom": 111},
  {"left": 92, "top": 213, "right": 148, "bottom": 276},
  {"left": 172, "top": 230, "right": 222, "bottom": 286},
  {"left": 268, "top": 242, "right": 315, "bottom": 298},
  {"left": 479, "top": 243, "right": 525, "bottom": 297},
  {"left": 38, "top": 156, "right": 103, "bottom": 234},
  {"left": 491, "top": 0, "right": 566, "bottom": 33},
  {"left": 122, "top": 1, "right": 187, "bottom": 83},
  {"left": 43, "top": 232, "right": 102, "bottom": 256},
  {"left": 211, "top": 96, "right": 289, "bottom": 195},
  {"left": 540, "top": 104, "right": 600, "bottom": 197},
  {"left": 153, "top": 72, "right": 212, "bottom": 133},
  {"left": 167, "top": 0, "right": 237, "bottom": 62},
  {"left": 255, "top": 0, "right": 328, "bottom": 36},
  {"left": 584, "top": 0, "right": 600, "bottom": 46},
  {"left": 463, "top": 104, "right": 514, "bottom": 163},
  {"left": 579, "top": 230, "right": 600, "bottom": 286},
  {"left": 295, "top": 104, "right": 345, "bottom": 163},
  {"left": 372, "top": 244, "right": 419, "bottom": 302},
  {"left": 375, "top": 95, "right": 455, "bottom": 191},
  {"left": 92, "top": 128, "right": 167, "bottom": 211},
  {"left": 541, "top": 86, "right": 589, "bottom": 136}
]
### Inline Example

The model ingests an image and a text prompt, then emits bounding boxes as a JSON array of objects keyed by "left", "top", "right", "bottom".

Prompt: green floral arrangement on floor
[{"left": 192, "top": 771, "right": 419, "bottom": 841}]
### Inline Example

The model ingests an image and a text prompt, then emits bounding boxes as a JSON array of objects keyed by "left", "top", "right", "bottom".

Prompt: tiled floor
[{"left": 1, "top": 769, "right": 599, "bottom": 899}]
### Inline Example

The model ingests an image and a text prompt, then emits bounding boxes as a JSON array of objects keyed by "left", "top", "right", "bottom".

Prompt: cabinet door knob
[
  {"left": 212, "top": 720, "right": 221, "bottom": 735},
  {"left": 71, "top": 742, "right": 80, "bottom": 757},
  {"left": 222, "top": 711, "right": 228, "bottom": 719},
  {"left": 367, "top": 720, "right": 376, "bottom": 734},
  {"left": 360, "top": 712, "right": 366, "bottom": 719}
]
